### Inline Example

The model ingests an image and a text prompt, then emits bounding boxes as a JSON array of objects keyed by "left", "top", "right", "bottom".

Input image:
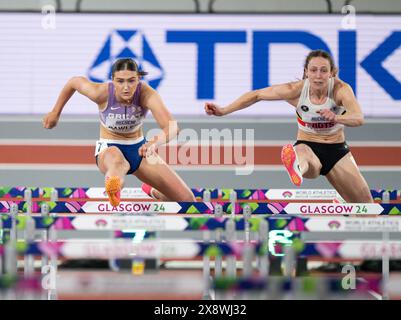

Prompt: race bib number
[{"left": 95, "top": 141, "right": 109, "bottom": 156}]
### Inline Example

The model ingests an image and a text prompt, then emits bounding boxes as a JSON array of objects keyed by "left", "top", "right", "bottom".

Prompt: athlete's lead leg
[{"left": 97, "top": 146, "right": 130, "bottom": 206}]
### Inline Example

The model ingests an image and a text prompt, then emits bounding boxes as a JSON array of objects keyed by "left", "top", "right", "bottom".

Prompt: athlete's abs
[
  {"left": 296, "top": 128, "right": 345, "bottom": 143},
  {"left": 99, "top": 124, "right": 144, "bottom": 140}
]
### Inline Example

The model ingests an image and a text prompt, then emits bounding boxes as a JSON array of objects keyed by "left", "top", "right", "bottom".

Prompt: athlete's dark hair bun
[{"left": 111, "top": 58, "right": 148, "bottom": 78}]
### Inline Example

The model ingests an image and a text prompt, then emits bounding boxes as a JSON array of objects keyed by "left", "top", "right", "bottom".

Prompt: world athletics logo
[
  {"left": 88, "top": 29, "right": 164, "bottom": 89},
  {"left": 282, "top": 191, "right": 293, "bottom": 198},
  {"left": 328, "top": 220, "right": 341, "bottom": 230}
]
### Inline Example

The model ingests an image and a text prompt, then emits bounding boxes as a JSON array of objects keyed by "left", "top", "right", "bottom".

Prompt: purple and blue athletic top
[{"left": 99, "top": 82, "right": 148, "bottom": 134}]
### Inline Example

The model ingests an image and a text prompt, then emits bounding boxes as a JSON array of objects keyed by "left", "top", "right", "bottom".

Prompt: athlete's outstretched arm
[
  {"left": 205, "top": 81, "right": 302, "bottom": 116},
  {"left": 335, "top": 83, "right": 364, "bottom": 127},
  {"left": 138, "top": 83, "right": 179, "bottom": 157},
  {"left": 43, "top": 77, "right": 106, "bottom": 129}
]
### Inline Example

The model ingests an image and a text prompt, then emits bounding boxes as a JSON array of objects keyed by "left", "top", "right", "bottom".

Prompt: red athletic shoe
[
  {"left": 141, "top": 183, "right": 156, "bottom": 199},
  {"left": 281, "top": 144, "right": 303, "bottom": 187},
  {"left": 105, "top": 176, "right": 121, "bottom": 207}
]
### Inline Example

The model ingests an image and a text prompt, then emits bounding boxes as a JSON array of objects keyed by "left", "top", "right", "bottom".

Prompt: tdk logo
[
  {"left": 166, "top": 30, "right": 401, "bottom": 100},
  {"left": 88, "top": 30, "right": 164, "bottom": 89},
  {"left": 89, "top": 29, "right": 401, "bottom": 101}
]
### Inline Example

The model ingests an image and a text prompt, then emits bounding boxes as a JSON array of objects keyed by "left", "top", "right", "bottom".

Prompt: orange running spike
[
  {"left": 105, "top": 176, "right": 121, "bottom": 207},
  {"left": 281, "top": 144, "right": 303, "bottom": 187}
]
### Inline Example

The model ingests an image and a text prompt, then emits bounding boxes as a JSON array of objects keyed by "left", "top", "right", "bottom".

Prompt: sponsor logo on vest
[
  {"left": 305, "top": 122, "right": 336, "bottom": 129},
  {"left": 301, "top": 105, "right": 309, "bottom": 112}
]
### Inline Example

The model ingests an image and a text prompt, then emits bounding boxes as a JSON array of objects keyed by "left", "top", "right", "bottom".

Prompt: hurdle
[
  {"left": 0, "top": 220, "right": 400, "bottom": 300},
  {"left": 2, "top": 185, "right": 401, "bottom": 300},
  {"left": 1, "top": 200, "right": 400, "bottom": 215},
  {"left": 211, "top": 274, "right": 388, "bottom": 300},
  {"left": 2, "top": 236, "right": 401, "bottom": 299},
  {"left": 1, "top": 186, "right": 400, "bottom": 203}
]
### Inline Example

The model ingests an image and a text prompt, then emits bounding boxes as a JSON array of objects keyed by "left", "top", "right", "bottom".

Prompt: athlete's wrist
[
  {"left": 51, "top": 108, "right": 62, "bottom": 117},
  {"left": 221, "top": 106, "right": 230, "bottom": 115}
]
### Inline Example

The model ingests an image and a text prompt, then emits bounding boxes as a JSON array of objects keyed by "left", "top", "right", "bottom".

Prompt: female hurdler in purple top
[{"left": 43, "top": 58, "right": 195, "bottom": 206}]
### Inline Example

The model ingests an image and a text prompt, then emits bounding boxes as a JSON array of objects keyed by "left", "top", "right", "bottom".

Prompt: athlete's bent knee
[
  {"left": 104, "top": 148, "right": 124, "bottom": 163},
  {"left": 178, "top": 190, "right": 196, "bottom": 202},
  {"left": 360, "top": 190, "right": 374, "bottom": 203}
]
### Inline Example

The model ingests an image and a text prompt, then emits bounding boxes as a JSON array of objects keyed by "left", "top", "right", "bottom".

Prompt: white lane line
[
  {"left": 0, "top": 164, "right": 99, "bottom": 171},
  {"left": 1, "top": 139, "right": 401, "bottom": 147},
  {"left": 357, "top": 277, "right": 383, "bottom": 300},
  {"left": 1, "top": 164, "right": 401, "bottom": 172},
  {"left": 0, "top": 139, "right": 96, "bottom": 145},
  {"left": 368, "top": 290, "right": 383, "bottom": 300}
]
